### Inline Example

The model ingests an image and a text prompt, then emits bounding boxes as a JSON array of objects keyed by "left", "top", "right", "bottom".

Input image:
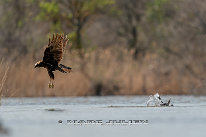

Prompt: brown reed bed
[
  {"left": 0, "top": 59, "right": 9, "bottom": 104},
  {"left": 0, "top": 48, "right": 205, "bottom": 97}
]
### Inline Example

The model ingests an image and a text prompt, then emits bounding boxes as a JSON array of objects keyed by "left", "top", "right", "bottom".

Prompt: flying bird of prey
[{"left": 34, "top": 33, "right": 72, "bottom": 88}]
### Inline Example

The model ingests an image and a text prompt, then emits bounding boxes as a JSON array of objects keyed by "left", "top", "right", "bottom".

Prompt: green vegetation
[
  {"left": 146, "top": 0, "right": 173, "bottom": 23},
  {"left": 36, "top": 0, "right": 115, "bottom": 55}
]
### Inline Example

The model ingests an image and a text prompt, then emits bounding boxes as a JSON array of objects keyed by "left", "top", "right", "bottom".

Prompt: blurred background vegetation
[{"left": 0, "top": 0, "right": 206, "bottom": 97}]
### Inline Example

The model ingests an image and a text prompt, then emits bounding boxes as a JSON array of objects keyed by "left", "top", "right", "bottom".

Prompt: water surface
[{"left": 0, "top": 96, "right": 205, "bottom": 137}]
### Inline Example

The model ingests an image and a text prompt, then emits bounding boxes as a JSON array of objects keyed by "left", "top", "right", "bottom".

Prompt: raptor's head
[{"left": 34, "top": 61, "right": 43, "bottom": 68}]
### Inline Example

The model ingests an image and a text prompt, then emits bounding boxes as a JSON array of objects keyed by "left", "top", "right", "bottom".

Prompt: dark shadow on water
[
  {"left": 45, "top": 108, "right": 65, "bottom": 112},
  {"left": 0, "top": 120, "right": 9, "bottom": 135}
]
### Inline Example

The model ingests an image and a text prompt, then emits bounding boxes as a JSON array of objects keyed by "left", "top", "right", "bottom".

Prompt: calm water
[{"left": 0, "top": 96, "right": 206, "bottom": 137}]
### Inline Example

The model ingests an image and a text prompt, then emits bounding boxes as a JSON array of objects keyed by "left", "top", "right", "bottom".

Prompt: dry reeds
[
  {"left": 0, "top": 47, "right": 205, "bottom": 97},
  {"left": 0, "top": 59, "right": 9, "bottom": 104}
]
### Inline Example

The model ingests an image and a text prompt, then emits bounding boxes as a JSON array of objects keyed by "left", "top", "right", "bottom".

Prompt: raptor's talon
[{"left": 51, "top": 83, "right": 54, "bottom": 88}]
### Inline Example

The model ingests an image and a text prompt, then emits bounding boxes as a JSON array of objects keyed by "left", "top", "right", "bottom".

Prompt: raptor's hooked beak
[
  {"left": 34, "top": 61, "right": 42, "bottom": 68},
  {"left": 34, "top": 63, "right": 40, "bottom": 68},
  {"left": 34, "top": 63, "right": 38, "bottom": 68}
]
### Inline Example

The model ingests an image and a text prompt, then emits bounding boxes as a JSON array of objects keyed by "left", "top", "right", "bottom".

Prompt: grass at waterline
[{"left": 0, "top": 59, "right": 9, "bottom": 105}]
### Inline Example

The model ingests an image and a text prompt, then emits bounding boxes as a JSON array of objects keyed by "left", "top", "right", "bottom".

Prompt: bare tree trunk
[
  {"left": 129, "top": 26, "right": 138, "bottom": 49},
  {"left": 76, "top": 23, "right": 82, "bottom": 50}
]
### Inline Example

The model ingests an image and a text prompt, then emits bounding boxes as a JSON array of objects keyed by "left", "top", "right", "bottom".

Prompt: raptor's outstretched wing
[{"left": 43, "top": 33, "right": 69, "bottom": 66}]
